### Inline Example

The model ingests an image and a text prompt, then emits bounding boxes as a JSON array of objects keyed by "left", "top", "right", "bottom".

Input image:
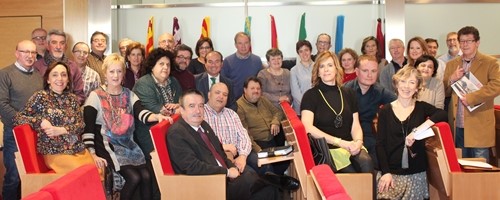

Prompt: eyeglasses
[
  {"left": 17, "top": 50, "right": 37, "bottom": 56},
  {"left": 446, "top": 38, "right": 458, "bottom": 42},
  {"left": 176, "top": 56, "right": 190, "bottom": 60},
  {"left": 459, "top": 39, "right": 476, "bottom": 45},
  {"left": 73, "top": 50, "right": 89, "bottom": 56},
  {"left": 32, "top": 36, "right": 47, "bottom": 41},
  {"left": 317, "top": 41, "right": 330, "bottom": 46}
]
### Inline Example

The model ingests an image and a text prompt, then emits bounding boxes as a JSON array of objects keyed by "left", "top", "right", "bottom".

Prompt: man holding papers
[{"left": 443, "top": 26, "right": 500, "bottom": 162}]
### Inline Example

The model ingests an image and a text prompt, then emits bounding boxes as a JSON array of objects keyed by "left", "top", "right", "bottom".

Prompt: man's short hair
[
  {"left": 206, "top": 50, "right": 223, "bottom": 61},
  {"left": 90, "top": 31, "right": 109, "bottom": 44},
  {"left": 31, "top": 28, "right": 47, "bottom": 36},
  {"left": 316, "top": 33, "right": 331, "bottom": 44},
  {"left": 179, "top": 89, "right": 204, "bottom": 108},
  {"left": 296, "top": 40, "right": 312, "bottom": 54},
  {"left": 458, "top": 26, "right": 480, "bottom": 41},
  {"left": 425, "top": 38, "right": 439, "bottom": 47},
  {"left": 174, "top": 44, "right": 193, "bottom": 59},
  {"left": 47, "top": 29, "right": 67, "bottom": 42},
  {"left": 243, "top": 76, "right": 261, "bottom": 88},
  {"left": 357, "top": 55, "right": 378, "bottom": 67},
  {"left": 234, "top": 32, "right": 251, "bottom": 43}
]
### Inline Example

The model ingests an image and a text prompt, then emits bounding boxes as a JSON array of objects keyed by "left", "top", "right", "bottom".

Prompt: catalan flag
[
  {"left": 145, "top": 17, "right": 154, "bottom": 57},
  {"left": 200, "top": 17, "right": 210, "bottom": 39},
  {"left": 270, "top": 15, "right": 278, "bottom": 48}
]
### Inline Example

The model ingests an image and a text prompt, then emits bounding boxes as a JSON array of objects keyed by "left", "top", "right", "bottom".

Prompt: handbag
[{"left": 307, "top": 133, "right": 337, "bottom": 172}]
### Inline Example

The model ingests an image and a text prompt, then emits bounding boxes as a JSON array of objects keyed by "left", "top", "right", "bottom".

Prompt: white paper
[
  {"left": 414, "top": 127, "right": 435, "bottom": 140},
  {"left": 451, "top": 72, "right": 484, "bottom": 112},
  {"left": 458, "top": 159, "right": 493, "bottom": 169}
]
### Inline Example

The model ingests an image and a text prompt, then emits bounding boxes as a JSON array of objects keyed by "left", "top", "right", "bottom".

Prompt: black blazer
[
  {"left": 195, "top": 72, "right": 236, "bottom": 110},
  {"left": 167, "top": 117, "right": 235, "bottom": 175}
]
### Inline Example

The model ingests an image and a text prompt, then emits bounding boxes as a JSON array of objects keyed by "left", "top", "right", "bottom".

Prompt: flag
[
  {"left": 270, "top": 15, "right": 278, "bottom": 48},
  {"left": 200, "top": 17, "right": 210, "bottom": 38},
  {"left": 145, "top": 17, "right": 154, "bottom": 57},
  {"left": 172, "top": 17, "right": 181, "bottom": 47},
  {"left": 298, "top": 13, "right": 307, "bottom": 40},
  {"left": 335, "top": 15, "right": 345, "bottom": 54},
  {"left": 376, "top": 18, "right": 386, "bottom": 58},
  {"left": 244, "top": 16, "right": 252, "bottom": 52}
]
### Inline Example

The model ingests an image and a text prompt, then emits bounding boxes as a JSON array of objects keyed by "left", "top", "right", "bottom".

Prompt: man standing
[
  {"left": 171, "top": 44, "right": 196, "bottom": 91},
  {"left": 443, "top": 26, "right": 500, "bottom": 161},
  {"left": 221, "top": 32, "right": 262, "bottom": 101},
  {"left": 167, "top": 90, "right": 281, "bottom": 200},
  {"left": 87, "top": 31, "right": 108, "bottom": 83},
  {"left": 72, "top": 42, "right": 101, "bottom": 98},
  {"left": 204, "top": 83, "right": 254, "bottom": 172},
  {"left": 31, "top": 28, "right": 47, "bottom": 60},
  {"left": 312, "top": 33, "right": 332, "bottom": 61},
  {"left": 33, "top": 29, "right": 85, "bottom": 104},
  {"left": 158, "top": 33, "right": 175, "bottom": 52},
  {"left": 426, "top": 38, "right": 447, "bottom": 80},
  {"left": 344, "top": 55, "right": 396, "bottom": 166},
  {"left": 0, "top": 40, "right": 44, "bottom": 200},
  {"left": 439, "top": 32, "right": 463, "bottom": 63},
  {"left": 195, "top": 51, "right": 235, "bottom": 110},
  {"left": 379, "top": 39, "right": 407, "bottom": 92}
]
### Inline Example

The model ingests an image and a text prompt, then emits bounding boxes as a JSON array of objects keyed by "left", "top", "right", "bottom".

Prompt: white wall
[{"left": 113, "top": 4, "right": 382, "bottom": 59}]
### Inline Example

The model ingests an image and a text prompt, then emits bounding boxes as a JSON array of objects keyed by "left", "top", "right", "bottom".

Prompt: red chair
[
  {"left": 280, "top": 101, "right": 372, "bottom": 200},
  {"left": 310, "top": 164, "right": 351, "bottom": 200},
  {"left": 149, "top": 114, "right": 225, "bottom": 199},
  {"left": 426, "top": 122, "right": 500, "bottom": 199},
  {"left": 13, "top": 124, "right": 62, "bottom": 197}
]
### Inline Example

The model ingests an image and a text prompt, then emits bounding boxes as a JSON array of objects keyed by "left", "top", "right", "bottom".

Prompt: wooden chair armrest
[{"left": 336, "top": 173, "right": 372, "bottom": 200}]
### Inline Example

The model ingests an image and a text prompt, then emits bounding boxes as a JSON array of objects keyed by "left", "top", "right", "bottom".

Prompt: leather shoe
[{"left": 261, "top": 172, "right": 300, "bottom": 191}]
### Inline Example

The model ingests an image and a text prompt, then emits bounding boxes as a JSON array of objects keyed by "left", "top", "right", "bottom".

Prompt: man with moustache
[
  {"left": 167, "top": 90, "right": 284, "bottom": 200},
  {"left": 33, "top": 29, "right": 85, "bottom": 104},
  {"left": 379, "top": 38, "right": 407, "bottom": 92},
  {"left": 236, "top": 77, "right": 288, "bottom": 175},
  {"left": 343, "top": 55, "right": 396, "bottom": 166},
  {"left": 0, "top": 40, "right": 44, "bottom": 199},
  {"left": 87, "top": 31, "right": 108, "bottom": 83},
  {"left": 31, "top": 28, "right": 47, "bottom": 60},
  {"left": 171, "top": 44, "right": 196, "bottom": 91},
  {"left": 195, "top": 51, "right": 235, "bottom": 110}
]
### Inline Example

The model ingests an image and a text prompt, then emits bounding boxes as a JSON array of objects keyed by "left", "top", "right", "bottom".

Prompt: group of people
[{"left": 0, "top": 24, "right": 498, "bottom": 200}]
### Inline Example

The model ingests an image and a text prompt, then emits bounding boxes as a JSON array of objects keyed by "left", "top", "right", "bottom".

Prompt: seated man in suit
[
  {"left": 167, "top": 89, "right": 288, "bottom": 200},
  {"left": 195, "top": 51, "right": 236, "bottom": 110}
]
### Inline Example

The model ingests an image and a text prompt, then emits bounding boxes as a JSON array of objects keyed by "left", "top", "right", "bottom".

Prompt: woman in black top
[
  {"left": 301, "top": 51, "right": 373, "bottom": 173},
  {"left": 376, "top": 66, "right": 447, "bottom": 199}
]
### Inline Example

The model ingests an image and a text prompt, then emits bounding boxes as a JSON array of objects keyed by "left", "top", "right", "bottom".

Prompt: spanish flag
[
  {"left": 270, "top": 15, "right": 278, "bottom": 48},
  {"left": 200, "top": 17, "right": 210, "bottom": 38},
  {"left": 145, "top": 17, "right": 154, "bottom": 57}
]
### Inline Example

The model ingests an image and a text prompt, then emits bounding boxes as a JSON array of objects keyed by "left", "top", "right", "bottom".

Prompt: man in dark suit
[
  {"left": 195, "top": 51, "right": 236, "bottom": 110},
  {"left": 167, "top": 90, "right": 282, "bottom": 200}
]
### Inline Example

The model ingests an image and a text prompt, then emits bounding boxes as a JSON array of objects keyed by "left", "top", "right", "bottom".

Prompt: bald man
[
  {"left": 158, "top": 33, "right": 175, "bottom": 52},
  {"left": 0, "top": 40, "right": 44, "bottom": 199}
]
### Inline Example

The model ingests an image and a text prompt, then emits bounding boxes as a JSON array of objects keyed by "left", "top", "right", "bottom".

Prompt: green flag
[{"left": 298, "top": 13, "right": 307, "bottom": 40}]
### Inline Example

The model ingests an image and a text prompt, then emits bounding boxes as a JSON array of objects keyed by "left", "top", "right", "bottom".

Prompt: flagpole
[{"left": 244, "top": 0, "right": 248, "bottom": 18}]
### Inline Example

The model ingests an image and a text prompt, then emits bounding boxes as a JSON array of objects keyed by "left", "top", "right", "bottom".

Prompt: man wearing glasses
[
  {"left": 0, "top": 40, "right": 44, "bottom": 200},
  {"left": 312, "top": 33, "right": 332, "bottom": 61},
  {"left": 443, "top": 26, "right": 500, "bottom": 162},
  {"left": 33, "top": 29, "right": 85, "bottom": 104},
  {"left": 158, "top": 33, "right": 175, "bottom": 52},
  {"left": 171, "top": 44, "right": 196, "bottom": 91},
  {"left": 87, "top": 31, "right": 108, "bottom": 83},
  {"left": 31, "top": 28, "right": 47, "bottom": 60},
  {"left": 439, "top": 32, "right": 463, "bottom": 63}
]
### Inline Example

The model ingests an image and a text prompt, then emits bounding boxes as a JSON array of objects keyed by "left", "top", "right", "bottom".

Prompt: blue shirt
[{"left": 343, "top": 79, "right": 396, "bottom": 138}]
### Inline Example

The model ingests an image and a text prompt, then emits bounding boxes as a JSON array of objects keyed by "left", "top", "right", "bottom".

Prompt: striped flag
[
  {"left": 298, "top": 13, "right": 307, "bottom": 40},
  {"left": 244, "top": 16, "right": 252, "bottom": 52},
  {"left": 270, "top": 15, "right": 278, "bottom": 48},
  {"left": 335, "top": 15, "right": 345, "bottom": 54},
  {"left": 376, "top": 18, "right": 385, "bottom": 58},
  {"left": 145, "top": 17, "right": 154, "bottom": 57},
  {"left": 200, "top": 17, "right": 210, "bottom": 38},
  {"left": 172, "top": 17, "right": 181, "bottom": 47}
]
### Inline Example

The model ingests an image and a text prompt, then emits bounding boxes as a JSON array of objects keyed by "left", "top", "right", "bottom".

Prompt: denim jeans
[
  {"left": 455, "top": 127, "right": 490, "bottom": 162},
  {"left": 3, "top": 126, "right": 20, "bottom": 200}
]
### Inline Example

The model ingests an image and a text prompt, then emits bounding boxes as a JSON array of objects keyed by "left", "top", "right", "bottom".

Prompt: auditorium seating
[
  {"left": 310, "top": 164, "right": 351, "bottom": 200},
  {"left": 149, "top": 114, "right": 226, "bottom": 199},
  {"left": 13, "top": 124, "right": 63, "bottom": 197},
  {"left": 426, "top": 122, "right": 500, "bottom": 199},
  {"left": 280, "top": 101, "right": 372, "bottom": 200}
]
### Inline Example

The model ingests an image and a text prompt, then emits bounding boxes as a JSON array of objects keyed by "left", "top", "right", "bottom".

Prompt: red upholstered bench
[
  {"left": 310, "top": 164, "right": 351, "bottom": 200},
  {"left": 40, "top": 164, "right": 105, "bottom": 200},
  {"left": 280, "top": 101, "right": 372, "bottom": 200},
  {"left": 426, "top": 122, "right": 500, "bottom": 199},
  {"left": 149, "top": 114, "right": 225, "bottom": 199},
  {"left": 13, "top": 124, "right": 63, "bottom": 197}
]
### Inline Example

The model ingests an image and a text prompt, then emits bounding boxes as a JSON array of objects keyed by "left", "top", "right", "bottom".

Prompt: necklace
[
  {"left": 318, "top": 87, "right": 344, "bottom": 128},
  {"left": 400, "top": 114, "right": 416, "bottom": 169}
]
